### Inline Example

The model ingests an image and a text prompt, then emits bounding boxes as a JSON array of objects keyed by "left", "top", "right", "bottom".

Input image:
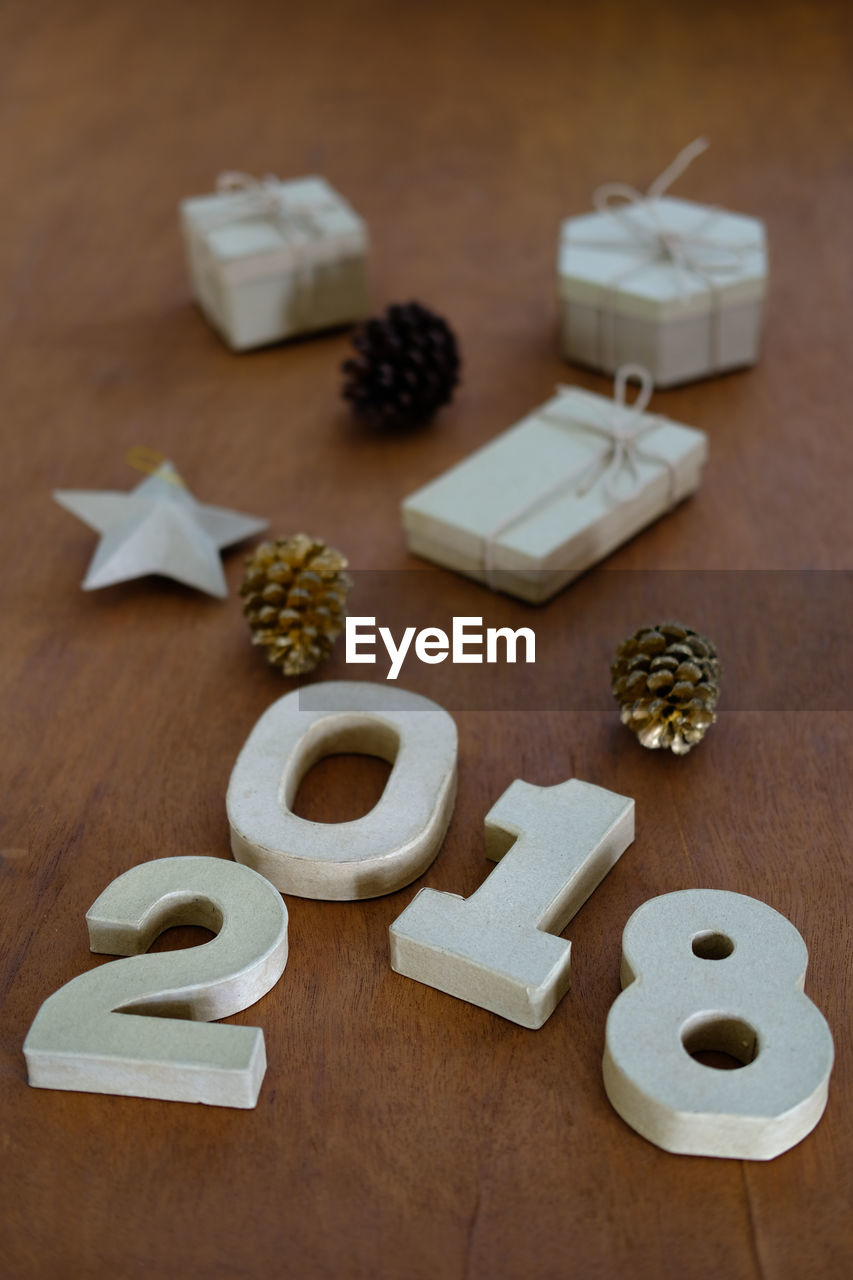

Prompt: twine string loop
[{"left": 125, "top": 447, "right": 185, "bottom": 488}]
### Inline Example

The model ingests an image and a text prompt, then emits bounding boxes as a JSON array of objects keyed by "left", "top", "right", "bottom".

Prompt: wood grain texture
[{"left": 1, "top": 1, "right": 851, "bottom": 1277}]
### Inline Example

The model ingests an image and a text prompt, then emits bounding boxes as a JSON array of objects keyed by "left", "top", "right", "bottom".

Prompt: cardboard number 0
[
  {"left": 603, "top": 889, "right": 835, "bottom": 1159},
  {"left": 227, "top": 682, "right": 458, "bottom": 899},
  {"left": 24, "top": 856, "right": 289, "bottom": 1109}
]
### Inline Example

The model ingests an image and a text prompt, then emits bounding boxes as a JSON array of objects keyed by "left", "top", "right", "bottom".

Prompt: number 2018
[{"left": 25, "top": 683, "right": 834, "bottom": 1161}]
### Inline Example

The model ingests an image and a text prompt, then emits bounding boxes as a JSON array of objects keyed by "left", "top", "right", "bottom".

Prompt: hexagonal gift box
[{"left": 558, "top": 189, "right": 767, "bottom": 387}]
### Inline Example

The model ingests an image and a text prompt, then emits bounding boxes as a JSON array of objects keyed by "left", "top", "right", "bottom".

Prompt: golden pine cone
[
  {"left": 611, "top": 622, "right": 721, "bottom": 755},
  {"left": 240, "top": 534, "right": 351, "bottom": 676}
]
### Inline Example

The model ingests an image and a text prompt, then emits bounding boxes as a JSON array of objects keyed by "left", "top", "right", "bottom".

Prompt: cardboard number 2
[
  {"left": 24, "top": 856, "right": 289, "bottom": 1109},
  {"left": 603, "top": 889, "right": 835, "bottom": 1159}
]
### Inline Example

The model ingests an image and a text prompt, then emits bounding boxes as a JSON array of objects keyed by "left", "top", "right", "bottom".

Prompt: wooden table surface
[{"left": 1, "top": 2, "right": 851, "bottom": 1276}]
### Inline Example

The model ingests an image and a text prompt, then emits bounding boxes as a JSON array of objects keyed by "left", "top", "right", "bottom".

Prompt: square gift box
[
  {"left": 558, "top": 143, "right": 767, "bottom": 387},
  {"left": 180, "top": 173, "right": 369, "bottom": 351},
  {"left": 401, "top": 370, "right": 708, "bottom": 605}
]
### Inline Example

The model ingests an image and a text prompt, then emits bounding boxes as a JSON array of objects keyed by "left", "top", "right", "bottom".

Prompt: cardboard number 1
[
  {"left": 390, "top": 778, "right": 635, "bottom": 1028},
  {"left": 24, "top": 856, "right": 289, "bottom": 1109}
]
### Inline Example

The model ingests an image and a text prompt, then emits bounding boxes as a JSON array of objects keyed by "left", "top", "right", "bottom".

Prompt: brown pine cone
[
  {"left": 240, "top": 535, "right": 351, "bottom": 676},
  {"left": 341, "top": 301, "right": 461, "bottom": 429},
  {"left": 611, "top": 622, "right": 721, "bottom": 755}
]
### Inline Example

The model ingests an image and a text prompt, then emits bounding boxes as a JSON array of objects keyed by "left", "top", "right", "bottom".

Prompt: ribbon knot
[
  {"left": 216, "top": 170, "right": 285, "bottom": 217},
  {"left": 560, "top": 363, "right": 666, "bottom": 504},
  {"left": 589, "top": 139, "right": 752, "bottom": 295},
  {"left": 214, "top": 170, "right": 328, "bottom": 235},
  {"left": 656, "top": 229, "right": 684, "bottom": 260},
  {"left": 216, "top": 170, "right": 280, "bottom": 196}
]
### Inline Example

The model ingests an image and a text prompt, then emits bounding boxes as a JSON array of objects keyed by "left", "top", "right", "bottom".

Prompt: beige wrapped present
[
  {"left": 402, "top": 367, "right": 708, "bottom": 604},
  {"left": 180, "top": 172, "right": 369, "bottom": 351}
]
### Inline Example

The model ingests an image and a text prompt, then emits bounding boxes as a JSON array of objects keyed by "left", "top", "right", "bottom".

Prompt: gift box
[
  {"left": 557, "top": 140, "right": 767, "bottom": 387},
  {"left": 401, "top": 367, "right": 708, "bottom": 604},
  {"left": 180, "top": 172, "right": 369, "bottom": 351}
]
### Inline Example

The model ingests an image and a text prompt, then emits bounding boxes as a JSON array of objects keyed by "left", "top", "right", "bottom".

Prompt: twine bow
[
  {"left": 547, "top": 364, "right": 677, "bottom": 504},
  {"left": 215, "top": 170, "right": 329, "bottom": 236},
  {"left": 217, "top": 170, "right": 282, "bottom": 198},
  {"left": 587, "top": 138, "right": 749, "bottom": 290},
  {"left": 482, "top": 365, "right": 677, "bottom": 588}
]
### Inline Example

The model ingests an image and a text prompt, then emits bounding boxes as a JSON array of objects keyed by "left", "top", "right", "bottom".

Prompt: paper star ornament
[{"left": 54, "top": 462, "right": 268, "bottom": 598}]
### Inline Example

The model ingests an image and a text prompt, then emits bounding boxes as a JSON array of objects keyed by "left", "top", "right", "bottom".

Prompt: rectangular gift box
[
  {"left": 558, "top": 195, "right": 767, "bottom": 387},
  {"left": 401, "top": 385, "right": 707, "bottom": 604},
  {"left": 180, "top": 175, "right": 369, "bottom": 351}
]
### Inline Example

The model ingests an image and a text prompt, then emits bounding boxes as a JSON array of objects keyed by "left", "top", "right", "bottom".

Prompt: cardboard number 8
[{"left": 603, "top": 889, "right": 834, "bottom": 1159}]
